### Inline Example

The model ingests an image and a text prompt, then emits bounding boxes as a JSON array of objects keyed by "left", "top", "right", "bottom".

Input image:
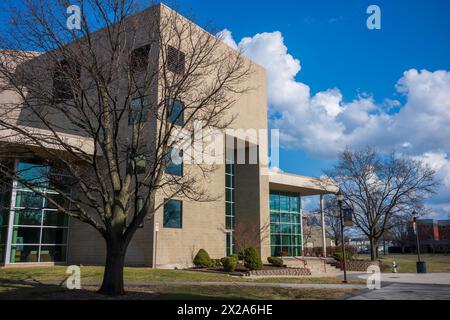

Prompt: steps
[{"left": 283, "top": 257, "right": 342, "bottom": 276}]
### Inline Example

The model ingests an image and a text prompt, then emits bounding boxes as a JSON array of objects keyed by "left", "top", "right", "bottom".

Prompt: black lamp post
[
  {"left": 412, "top": 211, "right": 426, "bottom": 273},
  {"left": 336, "top": 190, "right": 348, "bottom": 283}
]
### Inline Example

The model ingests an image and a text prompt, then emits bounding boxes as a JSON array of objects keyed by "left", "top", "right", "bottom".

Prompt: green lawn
[
  {"left": 0, "top": 265, "right": 363, "bottom": 284},
  {"left": 0, "top": 281, "right": 356, "bottom": 300},
  {"left": 357, "top": 254, "right": 450, "bottom": 273},
  {"left": 0, "top": 265, "right": 363, "bottom": 299}
]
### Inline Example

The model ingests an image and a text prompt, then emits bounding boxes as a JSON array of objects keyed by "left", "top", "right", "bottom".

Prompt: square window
[
  {"left": 13, "top": 209, "right": 42, "bottom": 226},
  {"left": 270, "top": 192, "right": 280, "bottom": 211},
  {"left": 167, "top": 46, "right": 185, "bottom": 74},
  {"left": 131, "top": 44, "right": 150, "bottom": 72},
  {"left": 280, "top": 193, "right": 289, "bottom": 211},
  {"left": 128, "top": 97, "right": 148, "bottom": 125},
  {"left": 290, "top": 195, "right": 300, "bottom": 212},
  {"left": 166, "top": 99, "right": 184, "bottom": 126},
  {"left": 15, "top": 191, "right": 43, "bottom": 209},
  {"left": 165, "top": 147, "right": 183, "bottom": 176},
  {"left": 163, "top": 199, "right": 182, "bottom": 228}
]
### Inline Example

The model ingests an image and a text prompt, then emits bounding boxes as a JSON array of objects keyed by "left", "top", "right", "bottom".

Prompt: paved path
[{"left": 346, "top": 272, "right": 450, "bottom": 300}]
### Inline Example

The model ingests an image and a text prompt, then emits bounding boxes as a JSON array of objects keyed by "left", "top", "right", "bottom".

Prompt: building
[{"left": 0, "top": 4, "right": 337, "bottom": 268}]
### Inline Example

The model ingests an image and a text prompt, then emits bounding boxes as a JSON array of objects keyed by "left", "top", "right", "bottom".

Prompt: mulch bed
[{"left": 189, "top": 263, "right": 311, "bottom": 276}]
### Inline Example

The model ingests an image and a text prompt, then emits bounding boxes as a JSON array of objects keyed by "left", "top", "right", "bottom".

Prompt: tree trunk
[
  {"left": 369, "top": 236, "right": 376, "bottom": 261},
  {"left": 98, "top": 242, "right": 127, "bottom": 296}
]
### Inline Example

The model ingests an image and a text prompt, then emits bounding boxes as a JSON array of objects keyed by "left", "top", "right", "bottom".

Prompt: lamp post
[
  {"left": 412, "top": 211, "right": 426, "bottom": 273},
  {"left": 336, "top": 190, "right": 347, "bottom": 283}
]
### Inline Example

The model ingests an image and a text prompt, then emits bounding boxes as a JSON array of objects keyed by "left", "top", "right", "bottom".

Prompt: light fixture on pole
[
  {"left": 412, "top": 210, "right": 426, "bottom": 273},
  {"left": 336, "top": 190, "right": 347, "bottom": 283}
]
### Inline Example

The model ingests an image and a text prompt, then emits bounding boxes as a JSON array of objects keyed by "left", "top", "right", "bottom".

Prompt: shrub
[
  {"left": 193, "top": 249, "right": 212, "bottom": 267},
  {"left": 267, "top": 256, "right": 284, "bottom": 267},
  {"left": 243, "top": 246, "right": 263, "bottom": 270},
  {"left": 333, "top": 250, "right": 354, "bottom": 262},
  {"left": 221, "top": 256, "right": 238, "bottom": 272},
  {"left": 211, "top": 259, "right": 222, "bottom": 267},
  {"left": 229, "top": 253, "right": 239, "bottom": 261}
]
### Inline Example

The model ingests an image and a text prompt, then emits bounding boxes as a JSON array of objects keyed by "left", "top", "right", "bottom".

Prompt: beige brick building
[{"left": 0, "top": 3, "right": 337, "bottom": 268}]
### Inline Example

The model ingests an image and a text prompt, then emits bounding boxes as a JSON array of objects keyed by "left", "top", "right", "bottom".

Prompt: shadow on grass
[{"left": 0, "top": 279, "right": 240, "bottom": 300}]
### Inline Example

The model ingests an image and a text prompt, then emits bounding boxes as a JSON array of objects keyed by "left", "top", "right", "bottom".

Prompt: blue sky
[
  {"left": 1, "top": 0, "right": 449, "bottom": 216},
  {"left": 173, "top": 0, "right": 450, "bottom": 215}
]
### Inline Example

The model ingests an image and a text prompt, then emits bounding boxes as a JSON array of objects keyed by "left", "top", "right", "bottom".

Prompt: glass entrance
[{"left": 270, "top": 191, "right": 302, "bottom": 257}]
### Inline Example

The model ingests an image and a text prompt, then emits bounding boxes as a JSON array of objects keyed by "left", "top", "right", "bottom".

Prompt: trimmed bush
[
  {"left": 267, "top": 256, "right": 284, "bottom": 267},
  {"left": 229, "top": 253, "right": 239, "bottom": 261},
  {"left": 193, "top": 249, "right": 212, "bottom": 267},
  {"left": 243, "top": 246, "right": 263, "bottom": 270},
  {"left": 333, "top": 250, "right": 354, "bottom": 262},
  {"left": 221, "top": 256, "right": 238, "bottom": 272}
]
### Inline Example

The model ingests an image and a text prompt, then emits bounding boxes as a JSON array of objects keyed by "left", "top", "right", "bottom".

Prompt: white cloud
[{"left": 219, "top": 29, "right": 450, "bottom": 219}]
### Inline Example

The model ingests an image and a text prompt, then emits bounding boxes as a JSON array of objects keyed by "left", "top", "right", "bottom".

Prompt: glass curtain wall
[
  {"left": 9, "top": 162, "right": 69, "bottom": 263},
  {"left": 270, "top": 191, "right": 302, "bottom": 256}
]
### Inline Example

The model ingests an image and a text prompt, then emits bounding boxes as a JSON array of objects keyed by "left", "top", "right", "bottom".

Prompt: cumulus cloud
[{"left": 218, "top": 29, "right": 450, "bottom": 218}]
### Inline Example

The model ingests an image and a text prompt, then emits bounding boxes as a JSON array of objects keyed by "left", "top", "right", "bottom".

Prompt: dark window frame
[
  {"left": 163, "top": 199, "right": 182, "bottom": 229},
  {"left": 165, "top": 147, "right": 183, "bottom": 176},
  {"left": 130, "top": 44, "right": 151, "bottom": 73},
  {"left": 53, "top": 60, "right": 80, "bottom": 102},
  {"left": 166, "top": 98, "right": 184, "bottom": 126},
  {"left": 128, "top": 96, "right": 148, "bottom": 125},
  {"left": 167, "top": 45, "right": 185, "bottom": 75}
]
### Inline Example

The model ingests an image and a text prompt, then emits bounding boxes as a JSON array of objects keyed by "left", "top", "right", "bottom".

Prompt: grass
[
  {"left": 0, "top": 265, "right": 363, "bottom": 284},
  {"left": 0, "top": 265, "right": 363, "bottom": 299},
  {"left": 0, "top": 281, "right": 356, "bottom": 300},
  {"left": 357, "top": 254, "right": 450, "bottom": 273}
]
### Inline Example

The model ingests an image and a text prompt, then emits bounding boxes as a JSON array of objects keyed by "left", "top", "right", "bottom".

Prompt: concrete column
[{"left": 320, "top": 194, "right": 327, "bottom": 257}]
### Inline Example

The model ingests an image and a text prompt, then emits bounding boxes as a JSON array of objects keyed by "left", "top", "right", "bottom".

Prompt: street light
[
  {"left": 336, "top": 190, "right": 348, "bottom": 283},
  {"left": 412, "top": 211, "right": 427, "bottom": 273}
]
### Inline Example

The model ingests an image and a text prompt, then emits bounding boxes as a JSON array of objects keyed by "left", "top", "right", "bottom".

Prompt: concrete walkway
[{"left": 345, "top": 272, "right": 450, "bottom": 300}]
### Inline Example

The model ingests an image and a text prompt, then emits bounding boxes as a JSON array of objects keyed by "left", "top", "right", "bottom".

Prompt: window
[
  {"left": 9, "top": 162, "right": 69, "bottom": 263},
  {"left": 165, "top": 147, "right": 183, "bottom": 176},
  {"left": 53, "top": 60, "right": 80, "bottom": 102},
  {"left": 163, "top": 199, "right": 182, "bottom": 228},
  {"left": 130, "top": 44, "right": 150, "bottom": 72},
  {"left": 128, "top": 97, "right": 148, "bottom": 125},
  {"left": 167, "top": 46, "right": 185, "bottom": 74},
  {"left": 166, "top": 99, "right": 184, "bottom": 126},
  {"left": 127, "top": 148, "right": 146, "bottom": 174},
  {"left": 270, "top": 191, "right": 302, "bottom": 257}
]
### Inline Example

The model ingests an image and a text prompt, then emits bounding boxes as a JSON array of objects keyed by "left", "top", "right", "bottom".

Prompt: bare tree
[
  {"left": 232, "top": 221, "right": 270, "bottom": 256},
  {"left": 325, "top": 148, "right": 437, "bottom": 260},
  {"left": 0, "top": 0, "right": 251, "bottom": 295},
  {"left": 301, "top": 210, "right": 321, "bottom": 248}
]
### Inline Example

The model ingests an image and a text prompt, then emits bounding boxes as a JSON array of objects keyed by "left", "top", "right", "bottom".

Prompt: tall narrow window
[
  {"left": 53, "top": 60, "right": 80, "bottom": 102},
  {"left": 225, "top": 146, "right": 235, "bottom": 256},
  {"left": 165, "top": 147, "right": 183, "bottom": 176},
  {"left": 163, "top": 199, "right": 182, "bottom": 228},
  {"left": 128, "top": 96, "right": 148, "bottom": 125},
  {"left": 166, "top": 99, "right": 184, "bottom": 126},
  {"left": 167, "top": 46, "right": 185, "bottom": 74},
  {"left": 130, "top": 44, "right": 150, "bottom": 72}
]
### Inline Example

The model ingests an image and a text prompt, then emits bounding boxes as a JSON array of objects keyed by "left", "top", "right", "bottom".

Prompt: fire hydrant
[{"left": 392, "top": 261, "right": 397, "bottom": 273}]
